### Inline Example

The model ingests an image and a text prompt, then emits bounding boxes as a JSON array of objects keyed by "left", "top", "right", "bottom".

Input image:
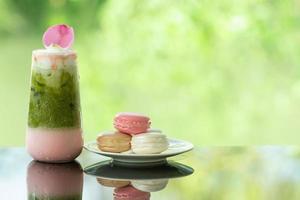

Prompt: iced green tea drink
[{"left": 26, "top": 24, "right": 83, "bottom": 162}]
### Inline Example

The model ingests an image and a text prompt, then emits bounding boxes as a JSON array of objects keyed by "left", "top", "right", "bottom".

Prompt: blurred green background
[{"left": 0, "top": 0, "right": 299, "bottom": 146}]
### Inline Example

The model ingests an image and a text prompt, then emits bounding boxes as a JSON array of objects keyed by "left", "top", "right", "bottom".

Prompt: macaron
[
  {"left": 113, "top": 185, "right": 150, "bottom": 200},
  {"left": 131, "top": 131, "right": 169, "bottom": 154},
  {"left": 97, "top": 131, "right": 131, "bottom": 153},
  {"left": 131, "top": 179, "right": 169, "bottom": 192},
  {"left": 97, "top": 178, "right": 130, "bottom": 188},
  {"left": 114, "top": 112, "right": 151, "bottom": 135}
]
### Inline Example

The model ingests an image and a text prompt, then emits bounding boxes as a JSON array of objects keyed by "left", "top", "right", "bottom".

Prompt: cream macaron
[{"left": 131, "top": 131, "right": 169, "bottom": 154}]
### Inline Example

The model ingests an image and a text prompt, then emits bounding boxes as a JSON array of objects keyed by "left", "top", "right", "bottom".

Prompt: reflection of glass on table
[{"left": 27, "top": 161, "right": 83, "bottom": 200}]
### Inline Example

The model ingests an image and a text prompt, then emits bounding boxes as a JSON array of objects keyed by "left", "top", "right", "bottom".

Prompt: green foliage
[
  {"left": 167, "top": 147, "right": 300, "bottom": 200},
  {"left": 0, "top": 0, "right": 300, "bottom": 145}
]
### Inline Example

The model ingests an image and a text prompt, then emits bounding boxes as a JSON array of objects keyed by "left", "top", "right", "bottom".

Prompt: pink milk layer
[
  {"left": 26, "top": 128, "right": 83, "bottom": 163},
  {"left": 27, "top": 161, "right": 83, "bottom": 196}
]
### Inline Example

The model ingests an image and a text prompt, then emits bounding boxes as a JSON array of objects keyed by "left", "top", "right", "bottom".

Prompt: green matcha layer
[
  {"left": 28, "top": 69, "right": 81, "bottom": 128},
  {"left": 28, "top": 193, "right": 82, "bottom": 200}
]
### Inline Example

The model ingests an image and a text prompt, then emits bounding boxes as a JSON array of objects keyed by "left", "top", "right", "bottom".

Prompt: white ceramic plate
[{"left": 84, "top": 138, "right": 193, "bottom": 165}]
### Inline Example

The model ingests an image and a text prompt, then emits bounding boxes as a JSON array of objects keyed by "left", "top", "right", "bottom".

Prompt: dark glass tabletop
[{"left": 1, "top": 146, "right": 300, "bottom": 200}]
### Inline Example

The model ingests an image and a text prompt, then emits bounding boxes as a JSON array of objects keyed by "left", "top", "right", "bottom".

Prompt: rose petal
[{"left": 42, "top": 24, "right": 74, "bottom": 49}]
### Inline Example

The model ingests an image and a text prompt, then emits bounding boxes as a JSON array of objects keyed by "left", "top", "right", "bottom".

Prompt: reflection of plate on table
[
  {"left": 84, "top": 160, "right": 194, "bottom": 181},
  {"left": 84, "top": 138, "right": 193, "bottom": 167}
]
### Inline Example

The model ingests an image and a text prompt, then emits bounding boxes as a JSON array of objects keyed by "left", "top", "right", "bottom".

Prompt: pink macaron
[
  {"left": 113, "top": 185, "right": 150, "bottom": 200},
  {"left": 114, "top": 112, "right": 151, "bottom": 135}
]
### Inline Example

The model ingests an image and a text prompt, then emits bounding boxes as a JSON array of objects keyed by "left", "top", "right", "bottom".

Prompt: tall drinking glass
[{"left": 26, "top": 48, "right": 83, "bottom": 163}]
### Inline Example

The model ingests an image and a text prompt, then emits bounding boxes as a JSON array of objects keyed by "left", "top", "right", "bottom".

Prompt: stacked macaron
[{"left": 97, "top": 112, "right": 169, "bottom": 154}]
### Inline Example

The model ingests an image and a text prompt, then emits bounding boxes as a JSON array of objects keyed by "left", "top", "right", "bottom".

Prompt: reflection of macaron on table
[
  {"left": 131, "top": 179, "right": 169, "bottom": 192},
  {"left": 84, "top": 112, "right": 193, "bottom": 166},
  {"left": 114, "top": 186, "right": 150, "bottom": 200},
  {"left": 97, "top": 178, "right": 130, "bottom": 188}
]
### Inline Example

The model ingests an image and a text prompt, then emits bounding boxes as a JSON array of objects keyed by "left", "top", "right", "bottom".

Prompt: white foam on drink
[{"left": 32, "top": 46, "right": 77, "bottom": 71}]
